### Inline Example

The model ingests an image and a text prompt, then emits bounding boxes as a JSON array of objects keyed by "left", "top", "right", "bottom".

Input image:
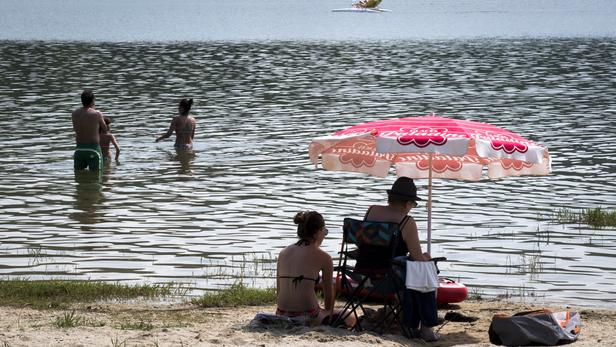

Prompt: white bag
[{"left": 405, "top": 260, "right": 438, "bottom": 293}]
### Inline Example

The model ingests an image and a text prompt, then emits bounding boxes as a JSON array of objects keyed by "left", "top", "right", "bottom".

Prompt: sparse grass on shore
[
  {"left": 120, "top": 318, "right": 154, "bottom": 331},
  {"left": 0, "top": 278, "right": 177, "bottom": 308},
  {"left": 551, "top": 207, "right": 616, "bottom": 228},
  {"left": 468, "top": 287, "right": 484, "bottom": 301},
  {"left": 54, "top": 310, "right": 105, "bottom": 328},
  {"left": 110, "top": 336, "right": 128, "bottom": 347},
  {"left": 192, "top": 283, "right": 276, "bottom": 308}
]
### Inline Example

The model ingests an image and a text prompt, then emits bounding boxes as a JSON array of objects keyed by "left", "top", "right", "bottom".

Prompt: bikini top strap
[{"left": 278, "top": 274, "right": 319, "bottom": 288}]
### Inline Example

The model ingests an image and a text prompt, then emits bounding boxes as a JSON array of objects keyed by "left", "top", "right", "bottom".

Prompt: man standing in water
[{"left": 72, "top": 89, "right": 108, "bottom": 171}]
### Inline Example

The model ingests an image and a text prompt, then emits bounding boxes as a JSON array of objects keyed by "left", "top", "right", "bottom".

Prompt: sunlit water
[{"left": 0, "top": 0, "right": 616, "bottom": 307}]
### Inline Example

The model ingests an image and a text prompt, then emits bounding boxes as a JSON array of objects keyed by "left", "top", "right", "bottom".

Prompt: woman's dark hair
[
  {"left": 293, "top": 211, "right": 325, "bottom": 245},
  {"left": 387, "top": 195, "right": 415, "bottom": 205},
  {"left": 178, "top": 98, "right": 193, "bottom": 116}
]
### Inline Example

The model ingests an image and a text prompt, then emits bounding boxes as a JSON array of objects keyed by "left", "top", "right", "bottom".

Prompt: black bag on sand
[{"left": 488, "top": 309, "right": 581, "bottom": 346}]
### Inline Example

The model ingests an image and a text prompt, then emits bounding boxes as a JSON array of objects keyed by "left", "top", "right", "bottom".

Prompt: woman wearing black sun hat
[{"left": 363, "top": 177, "right": 440, "bottom": 342}]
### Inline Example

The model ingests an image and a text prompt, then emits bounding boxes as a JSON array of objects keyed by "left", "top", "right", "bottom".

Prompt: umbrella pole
[{"left": 427, "top": 153, "right": 433, "bottom": 255}]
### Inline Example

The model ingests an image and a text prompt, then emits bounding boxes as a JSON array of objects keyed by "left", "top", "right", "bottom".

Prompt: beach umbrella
[{"left": 309, "top": 114, "right": 551, "bottom": 253}]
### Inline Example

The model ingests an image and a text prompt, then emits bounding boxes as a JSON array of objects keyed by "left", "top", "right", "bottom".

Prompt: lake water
[
  {"left": 0, "top": 0, "right": 615, "bottom": 307},
  {"left": 1, "top": 0, "right": 615, "bottom": 41}
]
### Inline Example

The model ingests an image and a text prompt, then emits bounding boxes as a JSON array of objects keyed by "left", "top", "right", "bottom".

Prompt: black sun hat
[{"left": 387, "top": 177, "right": 422, "bottom": 201}]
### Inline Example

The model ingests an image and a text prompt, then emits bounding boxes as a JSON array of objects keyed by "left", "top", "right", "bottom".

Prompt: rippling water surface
[{"left": 0, "top": 39, "right": 615, "bottom": 306}]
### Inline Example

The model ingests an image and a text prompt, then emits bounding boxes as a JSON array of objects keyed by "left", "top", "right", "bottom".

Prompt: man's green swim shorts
[{"left": 74, "top": 143, "right": 102, "bottom": 171}]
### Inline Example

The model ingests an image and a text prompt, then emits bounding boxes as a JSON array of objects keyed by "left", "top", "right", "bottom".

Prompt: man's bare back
[{"left": 72, "top": 107, "right": 106, "bottom": 144}]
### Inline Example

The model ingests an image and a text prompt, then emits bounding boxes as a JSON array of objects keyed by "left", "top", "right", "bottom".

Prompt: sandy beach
[{"left": 1, "top": 298, "right": 614, "bottom": 347}]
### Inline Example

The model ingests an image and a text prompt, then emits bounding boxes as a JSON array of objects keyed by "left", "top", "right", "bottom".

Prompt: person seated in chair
[
  {"left": 363, "top": 177, "right": 440, "bottom": 342},
  {"left": 276, "top": 211, "right": 355, "bottom": 328}
]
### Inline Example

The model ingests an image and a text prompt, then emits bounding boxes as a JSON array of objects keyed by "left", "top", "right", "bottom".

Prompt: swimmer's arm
[
  {"left": 155, "top": 118, "right": 177, "bottom": 142},
  {"left": 111, "top": 135, "right": 120, "bottom": 160}
]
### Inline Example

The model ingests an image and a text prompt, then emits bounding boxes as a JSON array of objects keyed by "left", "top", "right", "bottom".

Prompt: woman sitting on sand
[{"left": 276, "top": 211, "right": 355, "bottom": 327}]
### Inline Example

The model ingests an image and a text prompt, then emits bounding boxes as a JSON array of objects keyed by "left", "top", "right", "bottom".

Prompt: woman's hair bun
[
  {"left": 293, "top": 211, "right": 325, "bottom": 243},
  {"left": 293, "top": 211, "right": 306, "bottom": 225}
]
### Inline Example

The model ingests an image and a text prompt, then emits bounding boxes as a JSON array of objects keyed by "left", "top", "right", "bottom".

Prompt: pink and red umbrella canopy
[{"left": 309, "top": 115, "right": 551, "bottom": 180}]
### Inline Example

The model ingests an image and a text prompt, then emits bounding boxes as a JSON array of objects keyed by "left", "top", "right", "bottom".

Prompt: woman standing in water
[{"left": 156, "top": 98, "right": 196, "bottom": 150}]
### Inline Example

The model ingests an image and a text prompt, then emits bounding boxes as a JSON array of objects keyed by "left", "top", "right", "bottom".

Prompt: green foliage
[
  {"left": 53, "top": 310, "right": 105, "bottom": 328},
  {"left": 552, "top": 207, "right": 616, "bottom": 228},
  {"left": 120, "top": 319, "right": 154, "bottom": 331},
  {"left": 0, "top": 279, "right": 176, "bottom": 308},
  {"left": 54, "top": 310, "right": 81, "bottom": 328},
  {"left": 192, "top": 283, "right": 276, "bottom": 308}
]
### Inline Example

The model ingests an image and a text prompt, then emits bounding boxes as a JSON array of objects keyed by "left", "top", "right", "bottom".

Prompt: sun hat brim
[{"left": 386, "top": 189, "right": 422, "bottom": 201}]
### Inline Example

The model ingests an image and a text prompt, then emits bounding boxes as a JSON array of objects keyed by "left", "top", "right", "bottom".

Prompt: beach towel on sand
[
  {"left": 249, "top": 313, "right": 307, "bottom": 330},
  {"left": 488, "top": 309, "right": 581, "bottom": 346}
]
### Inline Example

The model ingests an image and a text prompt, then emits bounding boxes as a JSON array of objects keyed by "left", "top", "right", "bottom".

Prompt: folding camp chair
[{"left": 331, "top": 217, "right": 409, "bottom": 335}]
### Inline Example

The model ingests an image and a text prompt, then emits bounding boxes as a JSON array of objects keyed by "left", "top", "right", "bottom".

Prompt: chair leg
[
  {"left": 357, "top": 274, "right": 408, "bottom": 336},
  {"left": 331, "top": 274, "right": 369, "bottom": 329}
]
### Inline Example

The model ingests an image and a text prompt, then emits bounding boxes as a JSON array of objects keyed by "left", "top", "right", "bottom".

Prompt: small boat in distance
[
  {"left": 332, "top": 0, "right": 391, "bottom": 13},
  {"left": 331, "top": 7, "right": 391, "bottom": 13}
]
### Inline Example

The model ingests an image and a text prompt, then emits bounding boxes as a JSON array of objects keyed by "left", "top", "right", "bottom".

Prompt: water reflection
[
  {"left": 70, "top": 170, "right": 103, "bottom": 225},
  {"left": 168, "top": 149, "right": 195, "bottom": 175},
  {"left": 103, "top": 157, "right": 121, "bottom": 168}
]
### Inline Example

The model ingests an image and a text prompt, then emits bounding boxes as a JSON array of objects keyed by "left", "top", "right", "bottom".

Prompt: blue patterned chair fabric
[{"left": 343, "top": 218, "right": 399, "bottom": 247}]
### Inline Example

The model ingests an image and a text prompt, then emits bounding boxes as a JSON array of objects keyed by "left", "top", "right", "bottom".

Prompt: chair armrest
[
  {"left": 394, "top": 256, "right": 447, "bottom": 264},
  {"left": 391, "top": 256, "right": 408, "bottom": 266},
  {"left": 430, "top": 257, "right": 447, "bottom": 275}
]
